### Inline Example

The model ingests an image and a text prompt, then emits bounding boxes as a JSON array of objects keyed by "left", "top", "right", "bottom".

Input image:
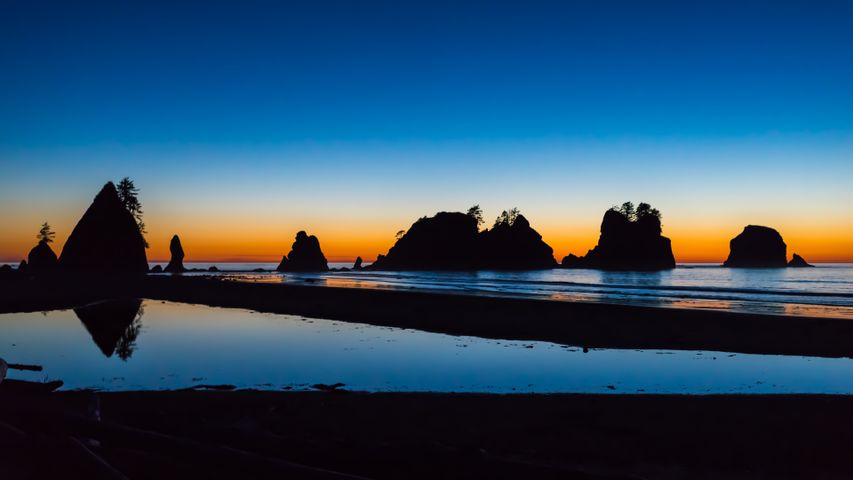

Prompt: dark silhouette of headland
[
  {"left": 164, "top": 235, "right": 187, "bottom": 273},
  {"left": 370, "top": 207, "right": 555, "bottom": 270},
  {"left": 724, "top": 225, "right": 813, "bottom": 268},
  {"left": 57, "top": 182, "right": 149, "bottom": 274},
  {"left": 276, "top": 231, "right": 329, "bottom": 272},
  {"left": 562, "top": 202, "right": 675, "bottom": 270}
]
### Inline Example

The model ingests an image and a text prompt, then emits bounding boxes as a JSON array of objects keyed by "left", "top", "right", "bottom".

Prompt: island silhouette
[{"left": 2, "top": 181, "right": 826, "bottom": 274}]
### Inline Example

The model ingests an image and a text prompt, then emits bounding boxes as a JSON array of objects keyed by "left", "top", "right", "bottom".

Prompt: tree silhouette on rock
[{"left": 562, "top": 202, "right": 675, "bottom": 270}]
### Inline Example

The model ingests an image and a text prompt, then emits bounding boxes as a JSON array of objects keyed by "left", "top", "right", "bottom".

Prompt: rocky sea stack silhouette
[
  {"left": 58, "top": 182, "right": 149, "bottom": 274},
  {"left": 370, "top": 209, "right": 555, "bottom": 270},
  {"left": 276, "top": 231, "right": 329, "bottom": 272},
  {"left": 27, "top": 241, "right": 58, "bottom": 275},
  {"left": 788, "top": 253, "right": 814, "bottom": 268},
  {"left": 562, "top": 203, "right": 675, "bottom": 270},
  {"left": 479, "top": 214, "right": 556, "bottom": 269},
  {"left": 723, "top": 225, "right": 788, "bottom": 268},
  {"left": 164, "top": 235, "right": 187, "bottom": 273},
  {"left": 371, "top": 212, "right": 480, "bottom": 270}
]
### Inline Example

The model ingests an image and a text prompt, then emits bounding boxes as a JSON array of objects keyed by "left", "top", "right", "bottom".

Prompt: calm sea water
[
  {"left": 152, "top": 262, "right": 853, "bottom": 319},
  {"left": 4, "top": 300, "right": 853, "bottom": 394}
]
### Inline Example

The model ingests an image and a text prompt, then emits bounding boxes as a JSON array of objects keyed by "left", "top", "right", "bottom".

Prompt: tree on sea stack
[
  {"left": 37, "top": 222, "right": 55, "bottom": 244},
  {"left": 117, "top": 177, "right": 148, "bottom": 248}
]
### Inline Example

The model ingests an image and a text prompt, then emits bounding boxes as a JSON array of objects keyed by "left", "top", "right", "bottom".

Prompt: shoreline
[
  {"left": 2, "top": 388, "right": 852, "bottom": 478},
  {"left": 4, "top": 275, "right": 853, "bottom": 357}
]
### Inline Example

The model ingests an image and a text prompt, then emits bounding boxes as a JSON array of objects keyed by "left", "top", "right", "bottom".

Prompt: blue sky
[{"left": 1, "top": 1, "right": 852, "bottom": 262}]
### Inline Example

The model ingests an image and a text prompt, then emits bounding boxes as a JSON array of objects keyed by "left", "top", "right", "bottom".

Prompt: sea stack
[
  {"left": 723, "top": 225, "right": 787, "bottom": 268},
  {"left": 562, "top": 203, "right": 675, "bottom": 270},
  {"left": 276, "top": 231, "right": 329, "bottom": 272},
  {"left": 353, "top": 256, "right": 364, "bottom": 270},
  {"left": 478, "top": 214, "right": 556, "bottom": 269},
  {"left": 27, "top": 240, "right": 58, "bottom": 275},
  {"left": 164, "top": 235, "right": 187, "bottom": 273},
  {"left": 58, "top": 182, "right": 148, "bottom": 274},
  {"left": 370, "top": 212, "right": 480, "bottom": 270},
  {"left": 788, "top": 253, "right": 814, "bottom": 268}
]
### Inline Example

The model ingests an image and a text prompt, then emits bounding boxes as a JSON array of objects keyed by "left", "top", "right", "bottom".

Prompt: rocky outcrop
[
  {"left": 562, "top": 205, "right": 675, "bottom": 270},
  {"left": 723, "top": 226, "right": 787, "bottom": 268},
  {"left": 58, "top": 182, "right": 148, "bottom": 274},
  {"left": 478, "top": 215, "right": 556, "bottom": 269},
  {"left": 353, "top": 256, "right": 364, "bottom": 270},
  {"left": 164, "top": 235, "right": 186, "bottom": 273},
  {"left": 276, "top": 231, "right": 328, "bottom": 272},
  {"left": 17, "top": 260, "right": 28, "bottom": 274},
  {"left": 149, "top": 265, "right": 163, "bottom": 273},
  {"left": 27, "top": 241, "right": 58, "bottom": 275},
  {"left": 370, "top": 210, "right": 556, "bottom": 270},
  {"left": 788, "top": 253, "right": 814, "bottom": 268},
  {"left": 370, "top": 212, "right": 481, "bottom": 270}
]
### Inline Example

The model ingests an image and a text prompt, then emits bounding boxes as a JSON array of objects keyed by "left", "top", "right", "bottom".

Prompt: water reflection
[
  {"left": 4, "top": 300, "right": 853, "bottom": 393},
  {"left": 74, "top": 299, "right": 144, "bottom": 360}
]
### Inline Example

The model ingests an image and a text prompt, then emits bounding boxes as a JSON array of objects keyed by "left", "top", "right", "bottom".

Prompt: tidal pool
[{"left": 2, "top": 299, "right": 853, "bottom": 394}]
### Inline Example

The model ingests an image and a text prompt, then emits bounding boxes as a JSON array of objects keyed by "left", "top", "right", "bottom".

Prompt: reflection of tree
[{"left": 114, "top": 304, "right": 144, "bottom": 361}]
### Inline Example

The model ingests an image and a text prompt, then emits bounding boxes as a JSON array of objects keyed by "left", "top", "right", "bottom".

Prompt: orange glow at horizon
[{"left": 2, "top": 217, "right": 852, "bottom": 265}]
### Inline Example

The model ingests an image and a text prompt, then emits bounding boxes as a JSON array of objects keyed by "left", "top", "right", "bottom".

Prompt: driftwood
[{"left": 7, "top": 363, "right": 43, "bottom": 372}]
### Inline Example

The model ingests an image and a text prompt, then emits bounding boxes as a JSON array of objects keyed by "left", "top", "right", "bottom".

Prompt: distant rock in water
[
  {"left": 479, "top": 215, "right": 556, "bottom": 269},
  {"left": 353, "top": 256, "right": 363, "bottom": 270},
  {"left": 59, "top": 182, "right": 148, "bottom": 274},
  {"left": 561, "top": 203, "right": 675, "bottom": 271},
  {"left": 723, "top": 225, "right": 787, "bottom": 268},
  {"left": 370, "top": 210, "right": 556, "bottom": 270},
  {"left": 208, "top": 266, "right": 219, "bottom": 272},
  {"left": 17, "top": 259, "right": 28, "bottom": 274},
  {"left": 74, "top": 299, "right": 143, "bottom": 360},
  {"left": 27, "top": 241, "right": 58, "bottom": 275},
  {"left": 276, "top": 231, "right": 328, "bottom": 272},
  {"left": 370, "top": 212, "right": 480, "bottom": 270},
  {"left": 788, "top": 253, "right": 814, "bottom": 268},
  {"left": 164, "top": 235, "right": 187, "bottom": 273},
  {"left": 149, "top": 265, "right": 163, "bottom": 273}
]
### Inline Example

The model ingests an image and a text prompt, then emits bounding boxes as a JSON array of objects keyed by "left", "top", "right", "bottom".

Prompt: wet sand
[
  {"left": 2, "top": 387, "right": 852, "bottom": 479},
  {"left": 4, "top": 274, "right": 853, "bottom": 357}
]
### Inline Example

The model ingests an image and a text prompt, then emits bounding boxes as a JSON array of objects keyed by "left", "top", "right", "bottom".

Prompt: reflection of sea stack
[
  {"left": 27, "top": 241, "right": 58, "bottom": 275},
  {"left": 479, "top": 214, "right": 556, "bottom": 269},
  {"left": 74, "top": 299, "right": 143, "bottom": 360},
  {"left": 724, "top": 226, "right": 787, "bottom": 268},
  {"left": 562, "top": 203, "right": 675, "bottom": 270},
  {"left": 164, "top": 235, "right": 187, "bottom": 273},
  {"left": 276, "top": 231, "right": 329, "bottom": 272},
  {"left": 58, "top": 182, "right": 148, "bottom": 274},
  {"left": 788, "top": 253, "right": 814, "bottom": 268}
]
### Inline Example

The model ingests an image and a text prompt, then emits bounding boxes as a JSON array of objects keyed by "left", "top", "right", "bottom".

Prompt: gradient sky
[{"left": 1, "top": 1, "right": 852, "bottom": 263}]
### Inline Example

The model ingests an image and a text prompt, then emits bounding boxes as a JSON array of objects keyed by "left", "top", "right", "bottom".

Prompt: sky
[{"left": 1, "top": 0, "right": 852, "bottom": 263}]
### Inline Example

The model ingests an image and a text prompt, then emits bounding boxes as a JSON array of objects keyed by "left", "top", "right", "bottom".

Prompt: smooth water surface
[
  {"left": 4, "top": 300, "right": 853, "bottom": 394},
  {"left": 153, "top": 262, "right": 853, "bottom": 319}
]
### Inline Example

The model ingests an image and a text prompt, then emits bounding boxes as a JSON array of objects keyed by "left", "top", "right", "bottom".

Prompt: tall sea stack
[
  {"left": 276, "top": 231, "right": 329, "bottom": 272},
  {"left": 723, "top": 226, "right": 787, "bottom": 268},
  {"left": 58, "top": 182, "right": 149, "bottom": 274},
  {"left": 164, "top": 235, "right": 187, "bottom": 273},
  {"left": 562, "top": 203, "right": 675, "bottom": 270}
]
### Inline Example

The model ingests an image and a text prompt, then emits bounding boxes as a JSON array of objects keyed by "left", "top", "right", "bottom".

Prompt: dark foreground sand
[
  {"left": 2, "top": 387, "right": 852, "bottom": 479},
  {"left": 4, "top": 275, "right": 853, "bottom": 357}
]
